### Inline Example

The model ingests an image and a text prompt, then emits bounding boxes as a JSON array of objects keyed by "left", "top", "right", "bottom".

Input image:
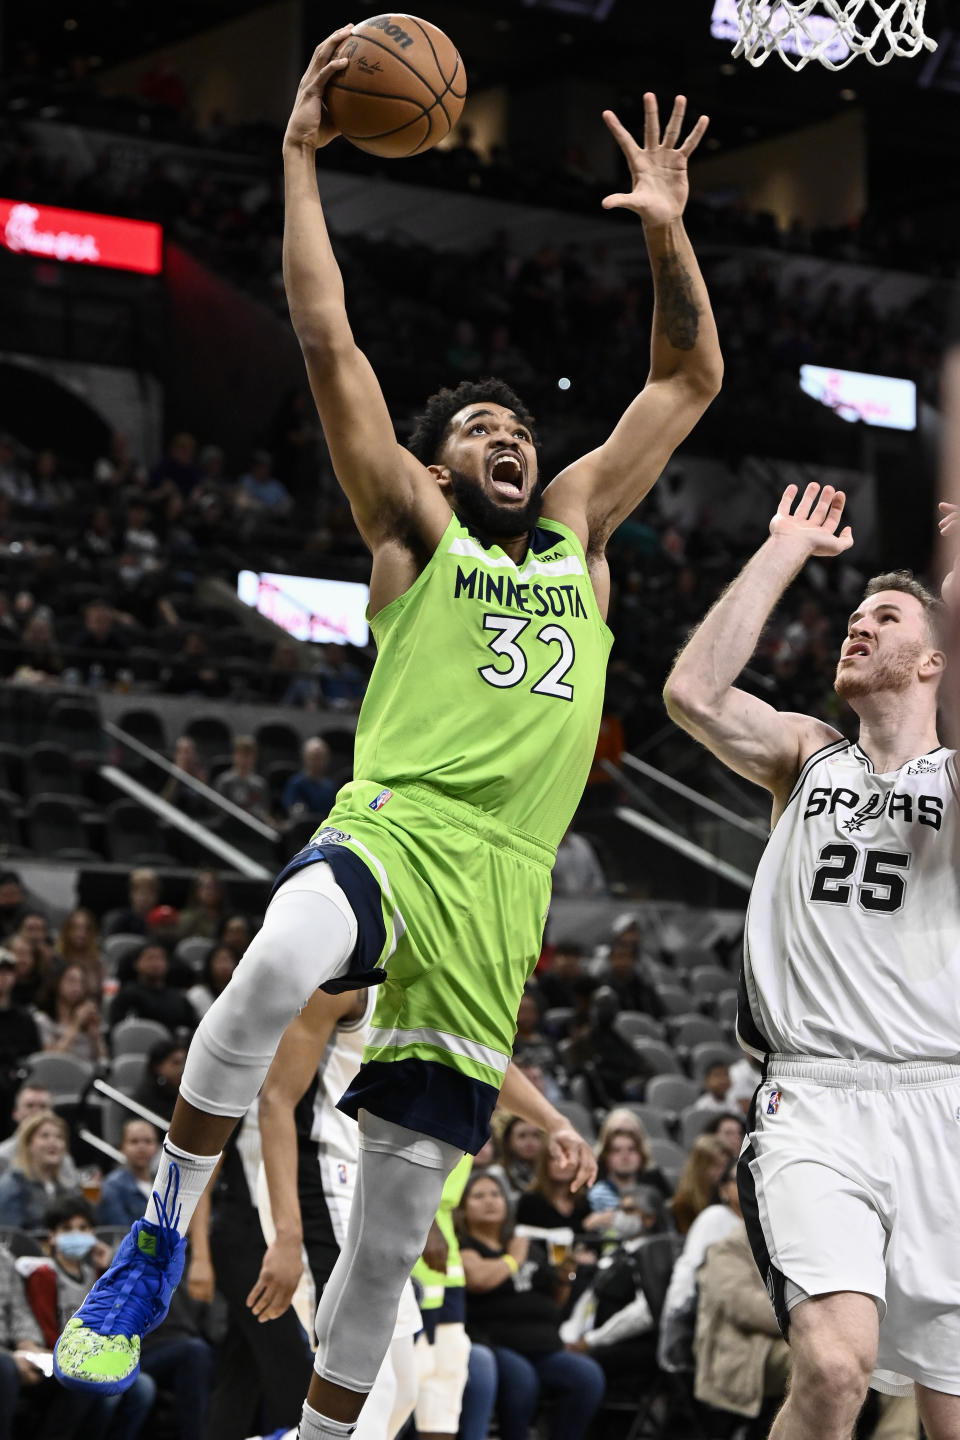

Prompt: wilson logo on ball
[{"left": 368, "top": 15, "right": 415, "bottom": 49}]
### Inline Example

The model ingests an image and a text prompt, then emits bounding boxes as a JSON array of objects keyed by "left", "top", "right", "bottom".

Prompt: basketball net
[{"left": 733, "top": 0, "right": 936, "bottom": 69}]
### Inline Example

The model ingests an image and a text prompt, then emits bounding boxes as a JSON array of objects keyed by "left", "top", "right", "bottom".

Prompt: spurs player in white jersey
[
  {"left": 244, "top": 987, "right": 596, "bottom": 1440},
  {"left": 664, "top": 481, "right": 960, "bottom": 1440}
]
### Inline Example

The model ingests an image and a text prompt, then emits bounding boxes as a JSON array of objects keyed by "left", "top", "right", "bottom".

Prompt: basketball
[{"left": 324, "top": 14, "right": 466, "bottom": 159}]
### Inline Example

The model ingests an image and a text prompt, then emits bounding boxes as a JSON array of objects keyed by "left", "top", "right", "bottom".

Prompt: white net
[{"left": 732, "top": 0, "right": 936, "bottom": 70}]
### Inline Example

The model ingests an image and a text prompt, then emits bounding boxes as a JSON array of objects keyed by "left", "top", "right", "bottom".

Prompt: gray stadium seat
[
  {"left": 553, "top": 1099, "right": 596, "bottom": 1142},
  {"left": 690, "top": 966, "right": 735, "bottom": 1008},
  {"left": 679, "top": 1104, "right": 719, "bottom": 1149},
  {"left": 669, "top": 1015, "right": 725, "bottom": 1051},
  {"left": 714, "top": 989, "right": 739, "bottom": 1025},
  {"left": 653, "top": 985, "right": 692, "bottom": 1017},
  {"left": 688, "top": 1041, "right": 740, "bottom": 1081},
  {"left": 632, "top": 1039, "right": 682, "bottom": 1077},
  {"left": 25, "top": 1052, "right": 93, "bottom": 1097},
  {"left": 103, "top": 933, "right": 146, "bottom": 977},
  {"left": 543, "top": 1006, "right": 576, "bottom": 1037},
  {"left": 110, "top": 1054, "right": 148, "bottom": 1093},
  {"left": 111, "top": 1018, "right": 172, "bottom": 1057},
  {"left": 615, "top": 1012, "right": 664, "bottom": 1044},
  {"left": 647, "top": 1137, "right": 686, "bottom": 1173},
  {"left": 644, "top": 1075, "right": 700, "bottom": 1113},
  {"left": 621, "top": 1103, "right": 673, "bottom": 1141},
  {"left": 175, "top": 936, "right": 214, "bottom": 976}
]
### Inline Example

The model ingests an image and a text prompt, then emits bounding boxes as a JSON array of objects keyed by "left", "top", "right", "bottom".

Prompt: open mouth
[
  {"left": 842, "top": 642, "right": 871, "bottom": 661},
  {"left": 488, "top": 450, "right": 524, "bottom": 500}
]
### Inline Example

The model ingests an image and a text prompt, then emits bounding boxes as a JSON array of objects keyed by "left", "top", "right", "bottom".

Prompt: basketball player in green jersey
[{"left": 54, "top": 26, "right": 722, "bottom": 1439}]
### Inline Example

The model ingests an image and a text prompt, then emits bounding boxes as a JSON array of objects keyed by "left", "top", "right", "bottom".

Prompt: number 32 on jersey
[{"left": 479, "top": 614, "right": 575, "bottom": 701}]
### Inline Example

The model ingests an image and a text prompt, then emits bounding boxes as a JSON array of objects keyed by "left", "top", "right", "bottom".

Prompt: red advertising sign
[{"left": 0, "top": 199, "right": 162, "bottom": 274}]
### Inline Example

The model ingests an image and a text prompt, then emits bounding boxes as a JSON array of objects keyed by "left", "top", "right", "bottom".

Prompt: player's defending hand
[
  {"left": 246, "top": 1233, "right": 304, "bottom": 1323},
  {"left": 769, "top": 482, "right": 854, "bottom": 558},
  {"left": 939, "top": 502, "right": 959, "bottom": 604},
  {"left": 601, "top": 96, "right": 709, "bottom": 226},
  {"left": 547, "top": 1123, "right": 598, "bottom": 1193},
  {"left": 283, "top": 24, "right": 353, "bottom": 151}
]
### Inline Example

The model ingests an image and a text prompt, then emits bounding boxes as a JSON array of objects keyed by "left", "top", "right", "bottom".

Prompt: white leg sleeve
[{"left": 179, "top": 864, "right": 356, "bottom": 1118}]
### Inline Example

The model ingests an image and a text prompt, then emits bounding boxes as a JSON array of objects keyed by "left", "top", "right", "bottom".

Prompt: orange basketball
[{"left": 324, "top": 14, "right": 467, "bottom": 159}]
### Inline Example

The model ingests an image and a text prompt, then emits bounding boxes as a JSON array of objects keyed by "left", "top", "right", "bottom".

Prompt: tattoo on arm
[{"left": 657, "top": 255, "right": 700, "bottom": 351}]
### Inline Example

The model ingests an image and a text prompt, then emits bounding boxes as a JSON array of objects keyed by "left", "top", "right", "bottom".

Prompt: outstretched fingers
[
  {"left": 602, "top": 109, "right": 641, "bottom": 165},
  {"left": 794, "top": 481, "right": 825, "bottom": 521},
  {"left": 822, "top": 490, "right": 848, "bottom": 533},
  {"left": 307, "top": 22, "right": 354, "bottom": 77},
  {"left": 643, "top": 90, "right": 660, "bottom": 150},
  {"left": 661, "top": 94, "right": 687, "bottom": 149},
  {"left": 680, "top": 112, "right": 710, "bottom": 157},
  {"left": 777, "top": 483, "right": 800, "bottom": 515}
]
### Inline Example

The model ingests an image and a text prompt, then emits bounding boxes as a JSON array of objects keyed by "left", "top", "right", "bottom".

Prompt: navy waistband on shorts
[{"left": 271, "top": 841, "right": 387, "bottom": 994}]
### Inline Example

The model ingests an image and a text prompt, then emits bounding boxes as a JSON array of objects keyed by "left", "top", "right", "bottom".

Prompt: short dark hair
[
  {"left": 407, "top": 378, "right": 536, "bottom": 466},
  {"left": 44, "top": 1193, "right": 95, "bottom": 1232},
  {"left": 862, "top": 570, "right": 946, "bottom": 647}
]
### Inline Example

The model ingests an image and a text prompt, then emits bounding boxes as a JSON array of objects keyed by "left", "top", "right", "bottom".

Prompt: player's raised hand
[
  {"left": 601, "top": 96, "right": 709, "bottom": 226},
  {"left": 283, "top": 24, "right": 354, "bottom": 151},
  {"left": 546, "top": 1122, "right": 598, "bottom": 1193},
  {"left": 769, "top": 483, "right": 854, "bottom": 558}
]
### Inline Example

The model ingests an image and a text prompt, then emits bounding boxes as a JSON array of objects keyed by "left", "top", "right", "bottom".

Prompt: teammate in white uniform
[
  {"left": 244, "top": 986, "right": 597, "bottom": 1440},
  {"left": 664, "top": 481, "right": 960, "bottom": 1440}
]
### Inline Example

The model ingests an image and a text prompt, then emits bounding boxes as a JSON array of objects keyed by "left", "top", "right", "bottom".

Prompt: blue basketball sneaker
[{"left": 54, "top": 1167, "right": 187, "bottom": 1395}]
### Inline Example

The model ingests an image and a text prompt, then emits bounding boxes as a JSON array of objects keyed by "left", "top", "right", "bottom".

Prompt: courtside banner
[{"left": 0, "top": 199, "right": 162, "bottom": 274}]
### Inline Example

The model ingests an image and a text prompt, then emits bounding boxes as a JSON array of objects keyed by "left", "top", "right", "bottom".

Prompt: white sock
[
  {"left": 298, "top": 1403, "right": 357, "bottom": 1439},
  {"left": 144, "top": 1137, "right": 221, "bottom": 1236}
]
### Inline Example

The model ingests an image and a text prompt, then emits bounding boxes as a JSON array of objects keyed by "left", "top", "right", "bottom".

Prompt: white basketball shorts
[{"left": 739, "top": 1055, "right": 960, "bottom": 1397}]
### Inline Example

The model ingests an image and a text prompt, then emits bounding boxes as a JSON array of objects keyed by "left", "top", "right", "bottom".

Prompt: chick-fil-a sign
[{"left": 0, "top": 199, "right": 162, "bottom": 274}]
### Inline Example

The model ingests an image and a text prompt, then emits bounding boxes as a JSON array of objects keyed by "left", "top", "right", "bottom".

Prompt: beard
[
  {"left": 447, "top": 466, "right": 544, "bottom": 541},
  {"left": 834, "top": 641, "right": 922, "bottom": 702}
]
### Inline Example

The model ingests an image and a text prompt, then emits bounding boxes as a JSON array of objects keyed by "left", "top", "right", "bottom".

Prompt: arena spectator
[
  {"left": 237, "top": 449, "right": 293, "bottom": 517},
  {"left": 165, "top": 629, "right": 227, "bottom": 699},
  {"left": 515, "top": 1144, "right": 590, "bottom": 1233},
  {"left": 34, "top": 963, "right": 104, "bottom": 1064},
  {"left": 186, "top": 943, "right": 239, "bottom": 1020},
  {"left": 587, "top": 1126, "right": 671, "bottom": 1237},
  {"left": 0, "top": 1239, "right": 51, "bottom": 1438},
  {"left": 146, "top": 905, "right": 182, "bottom": 948},
  {"left": 0, "top": 1085, "right": 80, "bottom": 1186},
  {"left": 669, "top": 1134, "right": 730, "bottom": 1236},
  {"left": 13, "top": 611, "right": 62, "bottom": 683},
  {"left": 214, "top": 736, "right": 271, "bottom": 820},
  {"left": 148, "top": 432, "right": 200, "bottom": 501},
  {"left": 102, "top": 867, "right": 160, "bottom": 938},
  {"left": 0, "top": 1110, "right": 73, "bottom": 1229},
  {"left": 73, "top": 597, "right": 131, "bottom": 683},
  {"left": 692, "top": 1159, "right": 790, "bottom": 1424},
  {"left": 486, "top": 1115, "right": 544, "bottom": 1206},
  {"left": 702, "top": 1111, "right": 747, "bottom": 1158},
  {"left": 551, "top": 827, "right": 607, "bottom": 898},
  {"left": 564, "top": 987, "right": 650, "bottom": 1107},
  {"left": 218, "top": 913, "right": 253, "bottom": 955},
  {"left": 511, "top": 989, "right": 558, "bottom": 1076},
  {"left": 98, "top": 1118, "right": 159, "bottom": 1227},
  {"left": 179, "top": 869, "right": 225, "bottom": 940},
  {"left": 600, "top": 923, "right": 660, "bottom": 1016},
  {"left": 659, "top": 1156, "right": 745, "bottom": 1375},
  {"left": 107, "top": 941, "right": 197, "bottom": 1034},
  {"left": 282, "top": 736, "right": 336, "bottom": 818},
  {"left": 133, "top": 1039, "right": 187, "bottom": 1125},
  {"left": 0, "top": 872, "right": 29, "bottom": 939},
  {"left": 690, "top": 1061, "right": 734, "bottom": 1115},
  {"left": 160, "top": 734, "right": 210, "bottom": 817},
  {"left": 459, "top": 1171, "right": 606, "bottom": 1440},
  {"left": 53, "top": 906, "right": 103, "bottom": 994},
  {"left": 537, "top": 940, "right": 588, "bottom": 1013},
  {"left": 10, "top": 911, "right": 53, "bottom": 1006},
  {"left": 0, "top": 948, "right": 41, "bottom": 1131}
]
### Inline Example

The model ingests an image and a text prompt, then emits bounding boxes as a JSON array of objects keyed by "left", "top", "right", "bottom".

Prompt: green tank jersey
[{"left": 354, "top": 512, "right": 613, "bottom": 849}]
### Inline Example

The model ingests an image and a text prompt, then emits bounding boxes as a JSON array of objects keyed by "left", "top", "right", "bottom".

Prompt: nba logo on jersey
[
  {"left": 369, "top": 788, "right": 393, "bottom": 811},
  {"left": 766, "top": 1089, "right": 782, "bottom": 1116},
  {"left": 337, "top": 1163, "right": 348, "bottom": 1185}
]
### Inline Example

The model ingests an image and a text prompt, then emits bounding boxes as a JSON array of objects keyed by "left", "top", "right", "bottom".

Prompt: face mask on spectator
[{"left": 56, "top": 1231, "right": 97, "bottom": 1260}]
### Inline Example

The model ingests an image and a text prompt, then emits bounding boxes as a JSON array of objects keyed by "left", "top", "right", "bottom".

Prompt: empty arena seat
[
  {"left": 679, "top": 1104, "right": 719, "bottom": 1149},
  {"left": 615, "top": 1012, "right": 664, "bottom": 1044},
  {"left": 632, "top": 1039, "right": 682, "bottom": 1077},
  {"left": 553, "top": 1098, "right": 596, "bottom": 1141},
  {"left": 689, "top": 965, "right": 735, "bottom": 1002},
  {"left": 668, "top": 1015, "right": 725, "bottom": 1051},
  {"left": 184, "top": 714, "right": 233, "bottom": 762},
  {"left": 24, "top": 742, "right": 82, "bottom": 798},
  {"left": 647, "top": 1137, "right": 686, "bottom": 1174},
  {"left": 111, "top": 1018, "right": 172, "bottom": 1057},
  {"left": 714, "top": 989, "right": 739, "bottom": 1025},
  {"left": 105, "top": 799, "right": 170, "bottom": 865},
  {"left": 688, "top": 1040, "right": 740, "bottom": 1081},
  {"left": 44, "top": 700, "right": 102, "bottom": 752},
  {"left": 109, "top": 1053, "right": 148, "bottom": 1094},
  {"left": 644, "top": 1075, "right": 700, "bottom": 1113},
  {"left": 255, "top": 721, "right": 301, "bottom": 770},
  {"left": 175, "top": 936, "right": 214, "bottom": 975},
  {"left": 25, "top": 1051, "right": 93, "bottom": 1098},
  {"left": 543, "top": 1006, "right": 576, "bottom": 1037},
  {"left": 621, "top": 1103, "right": 673, "bottom": 1141},
  {"left": 116, "top": 707, "right": 168, "bottom": 754},
  {"left": 103, "top": 933, "right": 148, "bottom": 977},
  {"left": 652, "top": 984, "right": 692, "bottom": 1017},
  {"left": 25, "top": 794, "right": 99, "bottom": 860}
]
